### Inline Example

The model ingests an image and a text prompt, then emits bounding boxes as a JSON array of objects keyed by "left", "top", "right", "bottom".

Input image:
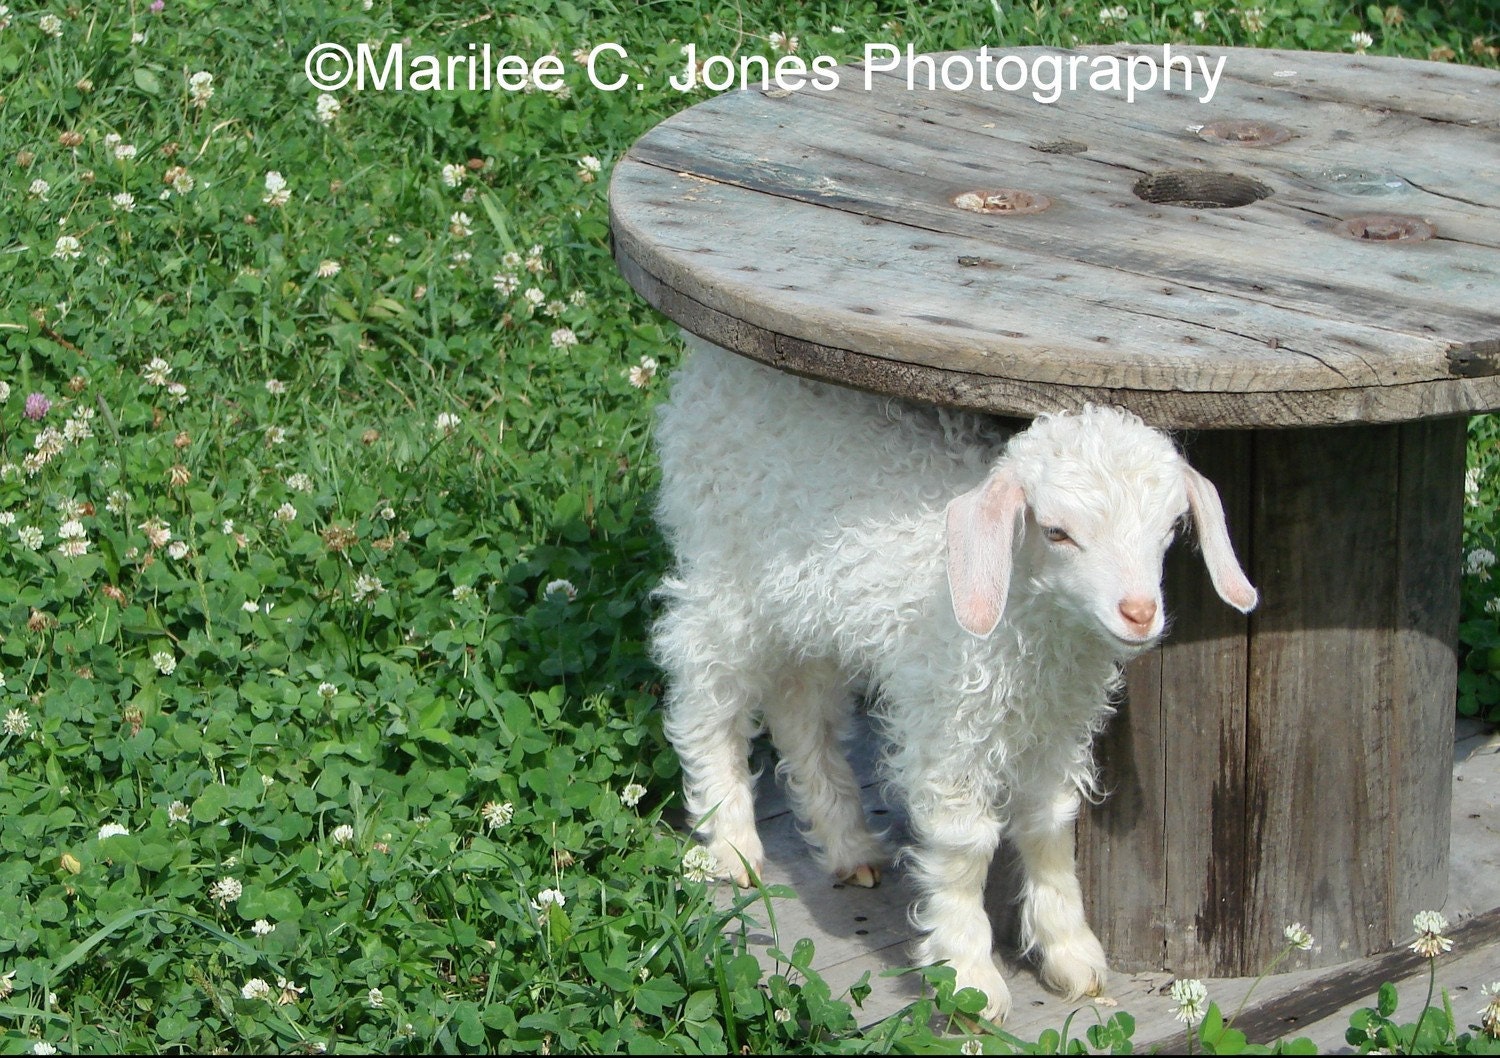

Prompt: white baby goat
[{"left": 652, "top": 337, "right": 1257, "bottom": 1023}]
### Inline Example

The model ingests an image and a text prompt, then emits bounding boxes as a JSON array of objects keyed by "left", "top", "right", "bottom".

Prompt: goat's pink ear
[
  {"left": 945, "top": 469, "right": 1026, "bottom": 638},
  {"left": 1184, "top": 465, "right": 1259, "bottom": 614}
]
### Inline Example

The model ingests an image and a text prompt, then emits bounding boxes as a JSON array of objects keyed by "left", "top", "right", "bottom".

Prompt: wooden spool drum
[{"left": 610, "top": 45, "right": 1500, "bottom": 975}]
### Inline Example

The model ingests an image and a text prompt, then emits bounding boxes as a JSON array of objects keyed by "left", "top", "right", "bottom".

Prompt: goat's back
[{"left": 654, "top": 338, "right": 1004, "bottom": 571}]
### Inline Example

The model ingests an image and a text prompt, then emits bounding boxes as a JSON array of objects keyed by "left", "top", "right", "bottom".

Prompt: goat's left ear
[
  {"left": 1183, "top": 465, "right": 1259, "bottom": 613},
  {"left": 945, "top": 467, "right": 1026, "bottom": 638}
]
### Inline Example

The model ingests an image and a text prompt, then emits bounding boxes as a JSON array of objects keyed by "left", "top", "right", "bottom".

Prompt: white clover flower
[
  {"left": 318, "top": 681, "right": 337, "bottom": 699},
  {"left": 138, "top": 517, "right": 171, "bottom": 548},
  {"left": 1351, "top": 31, "right": 1374, "bottom": 51},
  {"left": 502, "top": 250, "right": 523, "bottom": 270},
  {"left": 57, "top": 519, "right": 86, "bottom": 541},
  {"left": 351, "top": 573, "right": 384, "bottom": 606},
  {"left": 1098, "top": 5, "right": 1130, "bottom": 23},
  {"left": 52, "top": 235, "right": 82, "bottom": 260},
  {"left": 262, "top": 171, "right": 290, "bottom": 207},
  {"left": 316, "top": 259, "right": 341, "bottom": 278},
  {"left": 628, "top": 356, "right": 658, "bottom": 389},
  {"left": 1283, "top": 922, "right": 1314, "bottom": 951},
  {"left": 544, "top": 579, "right": 577, "bottom": 602},
  {"left": 1170, "top": 977, "right": 1209, "bottom": 1024},
  {"left": 1410, "top": 910, "right": 1453, "bottom": 958},
  {"left": 441, "top": 163, "right": 465, "bottom": 188},
  {"left": 31, "top": 1043, "right": 58, "bottom": 1056},
  {"left": 265, "top": 425, "right": 287, "bottom": 446},
  {"left": 98, "top": 822, "right": 129, "bottom": 840},
  {"left": 550, "top": 327, "right": 578, "bottom": 349},
  {"left": 492, "top": 272, "right": 519, "bottom": 297},
  {"left": 1468, "top": 549, "right": 1497, "bottom": 578},
  {"left": 435, "top": 411, "right": 461, "bottom": 435},
  {"left": 152, "top": 651, "right": 176, "bottom": 675},
  {"left": 114, "top": 142, "right": 138, "bottom": 161},
  {"left": 1241, "top": 6, "right": 1267, "bottom": 32},
  {"left": 0, "top": 382, "right": 8, "bottom": 402},
  {"left": 682, "top": 845, "right": 716, "bottom": 883},
  {"left": 368, "top": 986, "right": 386, "bottom": 1008},
  {"left": 286, "top": 472, "right": 314, "bottom": 493},
  {"left": 959, "top": 1039, "right": 981, "bottom": 1056},
  {"left": 1467, "top": 466, "right": 1483, "bottom": 504},
  {"left": 265, "top": 378, "right": 287, "bottom": 395},
  {"left": 331, "top": 824, "right": 355, "bottom": 845},
  {"left": 168, "top": 800, "right": 190, "bottom": 824},
  {"left": 241, "top": 977, "right": 272, "bottom": 1001},
  {"left": 106, "top": 490, "right": 129, "bottom": 515},
  {"left": 1480, "top": 982, "right": 1500, "bottom": 1039},
  {"left": 315, "top": 93, "right": 341, "bottom": 124},
  {"left": 142, "top": 357, "right": 172, "bottom": 385},
  {"left": 3, "top": 708, "right": 30, "bottom": 736},
  {"left": 251, "top": 919, "right": 276, "bottom": 936},
  {"left": 481, "top": 800, "right": 514, "bottom": 828},
  {"left": 523, "top": 287, "right": 546, "bottom": 308},
  {"left": 620, "top": 782, "right": 647, "bottom": 808},
  {"left": 525, "top": 246, "right": 546, "bottom": 273},
  {"left": 775, "top": 1007, "right": 793, "bottom": 1024},
  {"left": 273, "top": 502, "right": 297, "bottom": 523},
  {"left": 276, "top": 978, "right": 305, "bottom": 1006},
  {"left": 38, "top": 12, "right": 62, "bottom": 37},
  {"left": 449, "top": 211, "right": 473, "bottom": 237},
  {"left": 768, "top": 31, "right": 798, "bottom": 54},
  {"left": 530, "top": 888, "right": 566, "bottom": 912},
  {"left": 29, "top": 178, "right": 49, "bottom": 199},
  {"left": 18, "top": 526, "right": 43, "bottom": 550},
  {"left": 210, "top": 877, "right": 243, "bottom": 906},
  {"left": 1488, "top": 598, "right": 1500, "bottom": 616},
  {"left": 112, "top": 191, "right": 138, "bottom": 211},
  {"left": 451, "top": 584, "right": 476, "bottom": 602},
  {"left": 188, "top": 70, "right": 214, "bottom": 106}
]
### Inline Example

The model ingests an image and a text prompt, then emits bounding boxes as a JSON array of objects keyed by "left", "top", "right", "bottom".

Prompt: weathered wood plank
[
  {"left": 612, "top": 164, "right": 1464, "bottom": 391},
  {"left": 1148, "top": 904, "right": 1500, "bottom": 1053},
  {"left": 612, "top": 45, "right": 1500, "bottom": 426},
  {"left": 615, "top": 249, "right": 1500, "bottom": 427},
  {"left": 1244, "top": 425, "right": 1402, "bottom": 967}
]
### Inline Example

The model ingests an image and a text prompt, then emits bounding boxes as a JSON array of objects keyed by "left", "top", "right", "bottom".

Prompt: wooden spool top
[{"left": 610, "top": 46, "right": 1500, "bottom": 428}]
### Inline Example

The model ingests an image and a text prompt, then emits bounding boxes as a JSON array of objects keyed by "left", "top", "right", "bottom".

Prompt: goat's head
[{"left": 945, "top": 405, "right": 1257, "bottom": 648}]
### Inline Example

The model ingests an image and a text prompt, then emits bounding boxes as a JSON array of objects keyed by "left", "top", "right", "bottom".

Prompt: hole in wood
[
  {"left": 1198, "top": 119, "right": 1294, "bottom": 147},
  {"left": 1132, "top": 169, "right": 1272, "bottom": 209},
  {"left": 1335, "top": 214, "right": 1434, "bottom": 242},
  {"left": 953, "top": 189, "right": 1051, "bottom": 215}
]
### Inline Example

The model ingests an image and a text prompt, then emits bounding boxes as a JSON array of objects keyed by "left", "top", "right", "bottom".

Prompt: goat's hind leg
[
  {"left": 1012, "top": 787, "right": 1108, "bottom": 999},
  {"left": 762, "top": 658, "right": 887, "bottom": 887},
  {"left": 655, "top": 583, "right": 769, "bottom": 886}
]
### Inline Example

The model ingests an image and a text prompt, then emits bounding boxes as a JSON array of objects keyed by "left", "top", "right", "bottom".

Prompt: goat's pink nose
[{"left": 1119, "top": 598, "right": 1158, "bottom": 629}]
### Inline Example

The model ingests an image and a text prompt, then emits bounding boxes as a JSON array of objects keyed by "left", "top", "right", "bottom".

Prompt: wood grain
[{"left": 611, "top": 46, "right": 1500, "bottom": 427}]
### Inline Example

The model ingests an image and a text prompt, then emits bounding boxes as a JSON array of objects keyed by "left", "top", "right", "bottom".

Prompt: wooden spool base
[{"left": 1078, "top": 420, "right": 1464, "bottom": 976}]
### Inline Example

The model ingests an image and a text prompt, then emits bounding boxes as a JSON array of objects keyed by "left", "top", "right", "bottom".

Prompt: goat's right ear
[{"left": 945, "top": 468, "right": 1026, "bottom": 638}]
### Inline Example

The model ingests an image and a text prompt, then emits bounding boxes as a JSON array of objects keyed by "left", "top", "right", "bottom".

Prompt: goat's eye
[{"left": 1042, "top": 526, "right": 1073, "bottom": 546}]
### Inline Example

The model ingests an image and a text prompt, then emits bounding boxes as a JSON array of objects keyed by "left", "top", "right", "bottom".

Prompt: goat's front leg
[
  {"left": 1012, "top": 788, "right": 1108, "bottom": 1000},
  {"left": 908, "top": 804, "right": 1012, "bottom": 1024}
]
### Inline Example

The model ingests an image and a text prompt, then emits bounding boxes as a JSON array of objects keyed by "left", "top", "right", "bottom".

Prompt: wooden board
[
  {"left": 612, "top": 47, "right": 1500, "bottom": 427},
  {"left": 734, "top": 714, "right": 1500, "bottom": 1047}
]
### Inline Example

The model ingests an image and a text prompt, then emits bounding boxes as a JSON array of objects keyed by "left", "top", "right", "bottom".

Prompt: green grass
[{"left": 0, "top": 0, "right": 1496, "bottom": 1053}]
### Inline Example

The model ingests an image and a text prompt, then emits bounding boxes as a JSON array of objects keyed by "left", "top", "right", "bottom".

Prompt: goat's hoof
[
  {"left": 842, "top": 864, "right": 881, "bottom": 888},
  {"left": 1039, "top": 933, "right": 1109, "bottom": 1001}
]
